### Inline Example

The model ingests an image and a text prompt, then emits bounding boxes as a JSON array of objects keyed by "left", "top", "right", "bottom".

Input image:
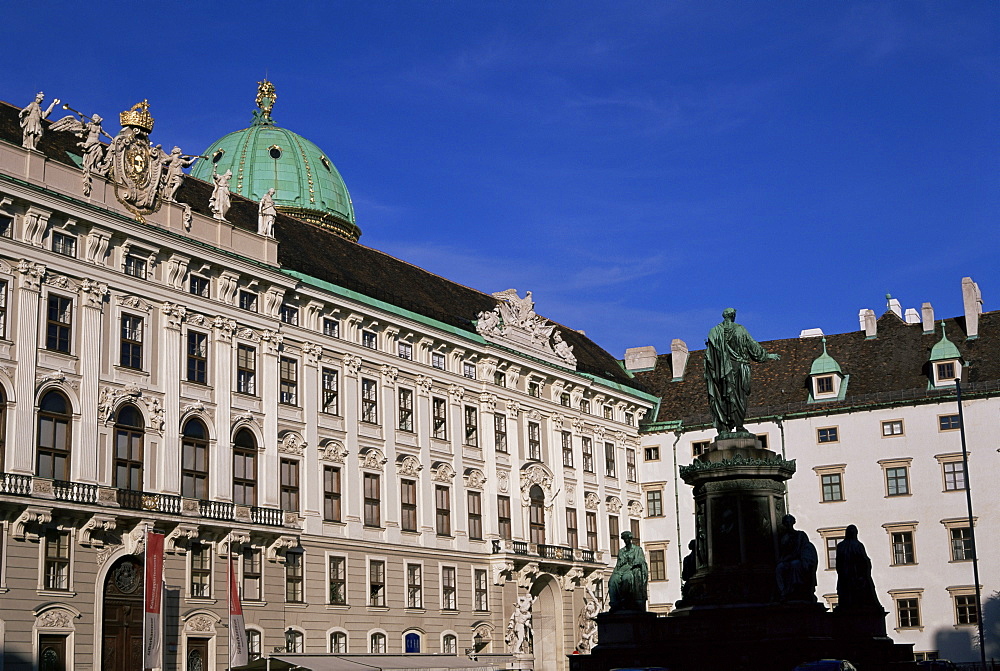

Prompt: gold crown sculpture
[{"left": 119, "top": 100, "right": 154, "bottom": 132}]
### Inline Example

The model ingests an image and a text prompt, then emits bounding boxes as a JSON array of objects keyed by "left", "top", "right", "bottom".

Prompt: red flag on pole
[
  {"left": 230, "top": 557, "right": 249, "bottom": 667},
  {"left": 143, "top": 530, "right": 164, "bottom": 670}
]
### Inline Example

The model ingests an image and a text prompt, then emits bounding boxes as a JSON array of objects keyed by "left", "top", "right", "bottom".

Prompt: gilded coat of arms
[{"left": 108, "top": 100, "right": 164, "bottom": 220}]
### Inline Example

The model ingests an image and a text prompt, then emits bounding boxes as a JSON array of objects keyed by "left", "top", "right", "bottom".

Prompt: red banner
[
  {"left": 143, "top": 530, "right": 164, "bottom": 670},
  {"left": 230, "top": 557, "right": 248, "bottom": 667}
]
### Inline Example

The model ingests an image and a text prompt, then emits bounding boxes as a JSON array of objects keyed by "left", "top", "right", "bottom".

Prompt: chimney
[
  {"left": 860, "top": 309, "right": 877, "bottom": 339},
  {"left": 624, "top": 346, "right": 657, "bottom": 372},
  {"left": 921, "top": 302, "right": 935, "bottom": 334},
  {"left": 904, "top": 308, "right": 920, "bottom": 325},
  {"left": 886, "top": 294, "right": 902, "bottom": 318},
  {"left": 670, "top": 339, "right": 689, "bottom": 381},
  {"left": 962, "top": 277, "right": 982, "bottom": 339}
]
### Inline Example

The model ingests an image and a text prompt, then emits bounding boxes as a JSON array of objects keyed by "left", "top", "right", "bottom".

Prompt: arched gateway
[
  {"left": 529, "top": 574, "right": 565, "bottom": 671},
  {"left": 101, "top": 555, "right": 144, "bottom": 670}
]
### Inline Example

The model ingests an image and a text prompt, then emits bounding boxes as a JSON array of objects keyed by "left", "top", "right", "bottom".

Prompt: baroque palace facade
[
  {"left": 0, "top": 86, "right": 656, "bottom": 671},
  {"left": 630, "top": 287, "right": 999, "bottom": 664}
]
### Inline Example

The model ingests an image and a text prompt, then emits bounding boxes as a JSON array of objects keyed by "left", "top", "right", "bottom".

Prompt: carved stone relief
[
  {"left": 431, "top": 461, "right": 456, "bottom": 483},
  {"left": 584, "top": 492, "right": 600, "bottom": 510},
  {"left": 475, "top": 289, "right": 577, "bottom": 367},
  {"left": 36, "top": 609, "right": 74, "bottom": 630},
  {"left": 520, "top": 463, "right": 554, "bottom": 503},
  {"left": 319, "top": 440, "right": 348, "bottom": 464},
  {"left": 464, "top": 468, "right": 486, "bottom": 489},
  {"left": 397, "top": 454, "right": 422, "bottom": 477},
  {"left": 606, "top": 496, "right": 622, "bottom": 514},
  {"left": 278, "top": 431, "right": 306, "bottom": 456},
  {"left": 360, "top": 448, "right": 387, "bottom": 471}
]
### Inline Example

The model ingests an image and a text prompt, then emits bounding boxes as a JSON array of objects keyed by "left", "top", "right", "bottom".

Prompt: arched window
[
  {"left": 370, "top": 632, "right": 387, "bottom": 654},
  {"left": 233, "top": 429, "right": 257, "bottom": 506},
  {"left": 246, "top": 630, "right": 262, "bottom": 661},
  {"left": 442, "top": 634, "right": 457, "bottom": 655},
  {"left": 114, "top": 405, "right": 144, "bottom": 491},
  {"left": 330, "top": 631, "right": 347, "bottom": 654},
  {"left": 529, "top": 484, "right": 545, "bottom": 545},
  {"left": 404, "top": 632, "right": 421, "bottom": 653},
  {"left": 285, "top": 630, "right": 303, "bottom": 653},
  {"left": 181, "top": 419, "right": 209, "bottom": 499},
  {"left": 36, "top": 390, "right": 71, "bottom": 480}
]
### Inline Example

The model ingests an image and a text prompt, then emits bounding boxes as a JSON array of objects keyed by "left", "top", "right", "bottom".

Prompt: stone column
[
  {"left": 301, "top": 343, "right": 323, "bottom": 518},
  {"left": 158, "top": 302, "right": 186, "bottom": 494},
  {"left": 259, "top": 330, "right": 282, "bottom": 508},
  {"left": 10, "top": 260, "right": 45, "bottom": 474},
  {"left": 341, "top": 354, "right": 362, "bottom": 523},
  {"left": 212, "top": 317, "right": 236, "bottom": 501},
  {"left": 76, "top": 279, "right": 108, "bottom": 483}
]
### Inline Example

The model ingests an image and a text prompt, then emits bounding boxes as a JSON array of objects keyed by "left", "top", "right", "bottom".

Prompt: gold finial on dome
[
  {"left": 255, "top": 80, "right": 276, "bottom": 123},
  {"left": 119, "top": 100, "right": 154, "bottom": 132}
]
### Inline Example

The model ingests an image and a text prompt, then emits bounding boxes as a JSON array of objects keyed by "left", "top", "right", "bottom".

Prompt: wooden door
[
  {"left": 102, "top": 556, "right": 144, "bottom": 671},
  {"left": 186, "top": 637, "right": 210, "bottom": 671},
  {"left": 39, "top": 635, "right": 67, "bottom": 671}
]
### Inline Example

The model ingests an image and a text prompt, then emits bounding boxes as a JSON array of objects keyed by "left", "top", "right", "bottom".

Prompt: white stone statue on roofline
[
  {"left": 50, "top": 104, "right": 113, "bottom": 196},
  {"left": 210, "top": 169, "right": 233, "bottom": 221},
  {"left": 476, "top": 289, "right": 577, "bottom": 367},
  {"left": 162, "top": 146, "right": 199, "bottom": 202},
  {"left": 258, "top": 188, "right": 277, "bottom": 237},
  {"left": 20, "top": 92, "right": 61, "bottom": 151}
]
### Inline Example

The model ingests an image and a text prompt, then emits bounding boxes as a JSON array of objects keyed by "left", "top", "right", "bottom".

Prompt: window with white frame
[
  {"left": 646, "top": 489, "right": 663, "bottom": 517},
  {"left": 370, "top": 632, "right": 387, "bottom": 653},
  {"left": 692, "top": 440, "right": 709, "bottom": 457},
  {"left": 528, "top": 381, "right": 540, "bottom": 397},
  {"left": 497, "top": 495, "right": 511, "bottom": 541},
  {"left": 436, "top": 485, "right": 451, "bottom": 536},
  {"left": 582, "top": 437, "right": 594, "bottom": 472},
  {"left": 432, "top": 397, "right": 447, "bottom": 439},
  {"left": 285, "top": 550, "right": 303, "bottom": 603},
  {"left": 186, "top": 331, "right": 208, "bottom": 383},
  {"left": 648, "top": 548, "right": 667, "bottom": 581},
  {"left": 236, "top": 344, "right": 256, "bottom": 395},
  {"left": 406, "top": 563, "right": 422, "bottom": 609},
  {"left": 474, "top": 569, "right": 488, "bottom": 611},
  {"left": 814, "top": 464, "right": 846, "bottom": 502},
  {"left": 464, "top": 405, "right": 478, "bottom": 446},
  {"left": 817, "top": 427, "right": 839, "bottom": 443},
  {"left": 119, "top": 314, "right": 143, "bottom": 369},
  {"left": 891, "top": 590, "right": 923, "bottom": 629},
  {"left": 938, "top": 414, "right": 961, "bottom": 431},
  {"left": 364, "top": 473, "right": 381, "bottom": 527},
  {"left": 468, "top": 491, "right": 483, "bottom": 540},
  {"left": 603, "top": 405, "right": 614, "bottom": 420},
  {"left": 431, "top": 352, "right": 445, "bottom": 370},
  {"left": 443, "top": 634, "right": 457, "bottom": 655},
  {"left": 280, "top": 458, "right": 300, "bottom": 512},
  {"left": 190, "top": 541, "right": 211, "bottom": 597},
  {"left": 941, "top": 517, "right": 976, "bottom": 562},
  {"left": 322, "top": 368, "right": 339, "bottom": 414},
  {"left": 45, "top": 294, "right": 73, "bottom": 352},
  {"left": 369, "top": 559, "right": 386, "bottom": 606},
  {"left": 279, "top": 357, "right": 298, "bottom": 405},
  {"left": 401, "top": 479, "right": 417, "bottom": 532},
  {"left": 362, "top": 330, "right": 377, "bottom": 349},
  {"left": 463, "top": 362, "right": 476, "bottom": 379},
  {"left": 441, "top": 566, "right": 457, "bottom": 610},
  {"left": 626, "top": 448, "right": 637, "bottom": 482},
  {"left": 644, "top": 445, "right": 660, "bottom": 461},
  {"left": 560, "top": 392, "right": 571, "bottom": 407},
  {"left": 238, "top": 289, "right": 257, "bottom": 312},
  {"left": 242, "top": 547, "right": 262, "bottom": 601},
  {"left": 285, "top": 630, "right": 304, "bottom": 653},
  {"left": 0, "top": 279, "right": 7, "bottom": 338},
  {"left": 324, "top": 465, "right": 342, "bottom": 522},
  {"left": 398, "top": 341, "right": 412, "bottom": 360},
  {"left": 561, "top": 431, "right": 573, "bottom": 467},
  {"left": 527, "top": 422, "right": 541, "bottom": 461},
  {"left": 51, "top": 231, "right": 77, "bottom": 257},
  {"left": 279, "top": 304, "right": 298, "bottom": 325},
  {"left": 881, "top": 420, "right": 904, "bottom": 437},
  {"left": 398, "top": 388, "right": 414, "bottom": 432},
  {"left": 605, "top": 442, "right": 617, "bottom": 478},
  {"left": 330, "top": 631, "right": 347, "bottom": 653},
  {"left": 493, "top": 371, "right": 505, "bottom": 387},
  {"left": 938, "top": 455, "right": 967, "bottom": 491},
  {"left": 494, "top": 413, "right": 507, "bottom": 452},
  {"left": 322, "top": 317, "right": 340, "bottom": 338},
  {"left": 124, "top": 253, "right": 147, "bottom": 279},
  {"left": 580, "top": 399, "right": 591, "bottom": 414},
  {"left": 247, "top": 630, "right": 262, "bottom": 660},
  {"left": 189, "top": 274, "right": 210, "bottom": 298},
  {"left": 880, "top": 458, "right": 911, "bottom": 497},
  {"left": 949, "top": 587, "right": 980, "bottom": 626},
  {"left": 43, "top": 530, "right": 70, "bottom": 591},
  {"left": 361, "top": 378, "right": 378, "bottom": 423},
  {"left": 884, "top": 522, "right": 917, "bottom": 566},
  {"left": 328, "top": 555, "right": 347, "bottom": 604}
]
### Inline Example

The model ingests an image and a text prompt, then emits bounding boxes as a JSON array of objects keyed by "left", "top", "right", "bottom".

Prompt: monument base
[{"left": 569, "top": 603, "right": 916, "bottom": 671}]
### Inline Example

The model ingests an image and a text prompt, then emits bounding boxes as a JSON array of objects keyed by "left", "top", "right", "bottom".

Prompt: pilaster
[
  {"left": 212, "top": 317, "right": 235, "bottom": 501},
  {"left": 76, "top": 279, "right": 108, "bottom": 483},
  {"left": 11, "top": 260, "right": 45, "bottom": 474},
  {"left": 259, "top": 330, "right": 282, "bottom": 508},
  {"left": 159, "top": 302, "right": 186, "bottom": 494}
]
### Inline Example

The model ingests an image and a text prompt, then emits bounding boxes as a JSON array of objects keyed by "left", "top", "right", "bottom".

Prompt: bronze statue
[
  {"left": 776, "top": 514, "right": 818, "bottom": 602},
  {"left": 835, "top": 525, "right": 881, "bottom": 611},
  {"left": 680, "top": 539, "right": 697, "bottom": 599},
  {"left": 609, "top": 531, "right": 648, "bottom": 612},
  {"left": 704, "top": 308, "right": 779, "bottom": 436}
]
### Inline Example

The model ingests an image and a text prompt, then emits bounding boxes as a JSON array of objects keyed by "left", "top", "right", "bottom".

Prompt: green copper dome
[
  {"left": 929, "top": 321, "right": 962, "bottom": 362},
  {"left": 809, "top": 337, "right": 843, "bottom": 375},
  {"left": 192, "top": 81, "right": 360, "bottom": 241}
]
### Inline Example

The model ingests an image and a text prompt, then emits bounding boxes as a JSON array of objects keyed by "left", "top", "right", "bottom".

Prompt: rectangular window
[
  {"left": 625, "top": 411, "right": 635, "bottom": 426},
  {"left": 463, "top": 362, "right": 476, "bottom": 379},
  {"left": 562, "top": 431, "right": 573, "bottom": 467},
  {"left": 362, "top": 330, "right": 377, "bottom": 349},
  {"left": 939, "top": 414, "right": 961, "bottom": 431},
  {"left": 646, "top": 490, "right": 663, "bottom": 517},
  {"left": 464, "top": 405, "right": 478, "bottom": 446},
  {"left": 46, "top": 295, "right": 73, "bottom": 352},
  {"left": 649, "top": 549, "right": 666, "bottom": 581},
  {"left": 582, "top": 437, "right": 594, "bottom": 473},
  {"left": 189, "top": 274, "right": 210, "bottom": 298},
  {"left": 361, "top": 378, "right": 378, "bottom": 424},
  {"left": 825, "top": 536, "right": 843, "bottom": 570},
  {"left": 186, "top": 331, "right": 208, "bottom": 383},
  {"left": 528, "top": 381, "right": 540, "bottom": 397},
  {"left": 528, "top": 422, "right": 541, "bottom": 461},
  {"left": 578, "top": 399, "right": 590, "bottom": 414},
  {"left": 474, "top": 569, "right": 488, "bottom": 611},
  {"left": 944, "top": 461, "right": 967, "bottom": 491},
  {"left": 285, "top": 551, "right": 303, "bottom": 603},
  {"left": 236, "top": 344, "right": 256, "bottom": 395},
  {"left": 432, "top": 397, "right": 447, "bottom": 439},
  {"left": 322, "top": 317, "right": 340, "bottom": 338},
  {"left": 586, "top": 511, "right": 598, "bottom": 551},
  {"left": 494, "top": 371, "right": 505, "bottom": 386},
  {"left": 398, "top": 341, "right": 412, "bottom": 360},
  {"left": 605, "top": 442, "right": 617, "bottom": 478},
  {"left": 891, "top": 531, "right": 915, "bottom": 565},
  {"left": 955, "top": 594, "right": 979, "bottom": 625},
  {"left": 441, "top": 566, "right": 457, "bottom": 610},
  {"left": 630, "top": 518, "right": 641, "bottom": 543},
  {"left": 626, "top": 448, "right": 637, "bottom": 482},
  {"left": 407, "top": 563, "right": 423, "bottom": 609},
  {"left": 692, "top": 440, "right": 710, "bottom": 457},
  {"left": 124, "top": 254, "right": 147, "bottom": 279},
  {"left": 322, "top": 368, "right": 339, "bottom": 414},
  {"left": 886, "top": 467, "right": 909, "bottom": 496},
  {"left": 363, "top": 473, "right": 381, "bottom": 527},
  {"left": 566, "top": 508, "right": 578, "bottom": 548},
  {"left": 0, "top": 214, "right": 10, "bottom": 237},
  {"left": 328, "top": 556, "right": 346, "bottom": 604},
  {"left": 369, "top": 560, "right": 385, "bottom": 606},
  {"left": 560, "top": 392, "right": 571, "bottom": 407},
  {"left": 398, "top": 388, "right": 414, "bottom": 432},
  {"left": 882, "top": 420, "right": 904, "bottom": 436},
  {"left": 242, "top": 548, "right": 262, "bottom": 601},
  {"left": 51, "top": 231, "right": 77, "bottom": 257},
  {"left": 190, "top": 542, "right": 211, "bottom": 597},
  {"left": 937, "top": 362, "right": 956, "bottom": 380},
  {"left": 821, "top": 473, "right": 843, "bottom": 502},
  {"left": 436, "top": 485, "right": 451, "bottom": 536},
  {"left": 279, "top": 357, "right": 298, "bottom": 405},
  {"left": 950, "top": 527, "right": 973, "bottom": 561},
  {"left": 432, "top": 352, "right": 445, "bottom": 370},
  {"left": 815, "top": 375, "right": 834, "bottom": 394},
  {"left": 609, "top": 515, "right": 620, "bottom": 557},
  {"left": 817, "top": 427, "right": 839, "bottom": 443},
  {"left": 238, "top": 290, "right": 257, "bottom": 312},
  {"left": 279, "top": 304, "right": 299, "bottom": 325},
  {"left": 603, "top": 405, "right": 614, "bottom": 420},
  {"left": 43, "top": 531, "right": 70, "bottom": 590},
  {"left": 401, "top": 479, "right": 418, "bottom": 532},
  {"left": 468, "top": 491, "right": 483, "bottom": 540},
  {"left": 280, "top": 458, "right": 300, "bottom": 512},
  {"left": 896, "top": 597, "right": 921, "bottom": 628},
  {"left": 494, "top": 414, "right": 508, "bottom": 453},
  {"left": 119, "top": 314, "right": 143, "bottom": 369},
  {"left": 644, "top": 446, "right": 660, "bottom": 461},
  {"left": 498, "top": 495, "right": 512, "bottom": 540},
  {"left": 233, "top": 445, "right": 257, "bottom": 506},
  {"left": 323, "top": 466, "right": 341, "bottom": 522}
]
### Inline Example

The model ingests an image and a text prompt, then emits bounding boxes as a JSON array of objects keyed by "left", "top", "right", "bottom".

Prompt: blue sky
[{"left": 4, "top": 1, "right": 997, "bottom": 356}]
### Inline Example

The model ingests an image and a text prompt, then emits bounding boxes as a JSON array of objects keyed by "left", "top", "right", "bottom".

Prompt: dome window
[
  {"left": 212, "top": 149, "right": 225, "bottom": 164},
  {"left": 928, "top": 321, "right": 962, "bottom": 388},
  {"left": 808, "top": 338, "right": 848, "bottom": 402},
  {"left": 268, "top": 145, "right": 282, "bottom": 160},
  {"left": 320, "top": 155, "right": 332, "bottom": 171}
]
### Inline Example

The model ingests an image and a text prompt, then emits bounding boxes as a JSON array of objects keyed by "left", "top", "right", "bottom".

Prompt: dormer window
[
  {"left": 809, "top": 338, "right": 846, "bottom": 402},
  {"left": 815, "top": 375, "right": 834, "bottom": 395},
  {"left": 928, "top": 322, "right": 962, "bottom": 388}
]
